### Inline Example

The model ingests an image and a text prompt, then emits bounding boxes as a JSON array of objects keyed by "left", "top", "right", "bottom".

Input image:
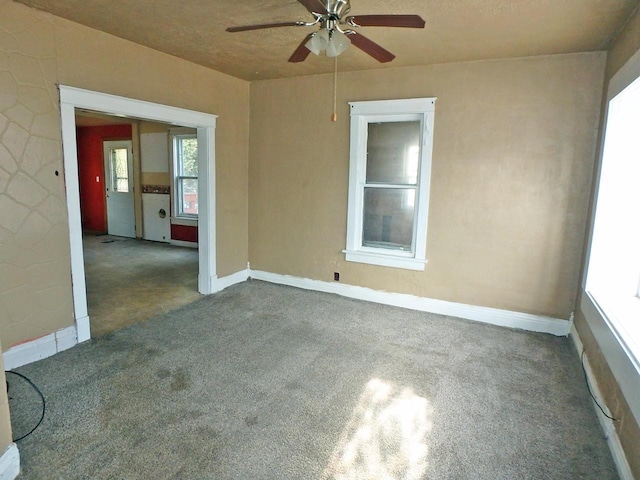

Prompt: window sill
[
  {"left": 343, "top": 249, "right": 427, "bottom": 271},
  {"left": 587, "top": 290, "right": 640, "bottom": 372},
  {"left": 171, "top": 217, "right": 198, "bottom": 227},
  {"left": 581, "top": 290, "right": 640, "bottom": 424}
]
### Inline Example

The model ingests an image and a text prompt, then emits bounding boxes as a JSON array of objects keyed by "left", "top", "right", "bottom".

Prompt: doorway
[
  {"left": 103, "top": 140, "right": 135, "bottom": 238},
  {"left": 60, "top": 85, "right": 218, "bottom": 343},
  {"left": 76, "top": 115, "right": 200, "bottom": 336}
]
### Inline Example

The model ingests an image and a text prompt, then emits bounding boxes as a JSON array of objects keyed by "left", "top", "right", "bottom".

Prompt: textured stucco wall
[
  {"left": 0, "top": 0, "right": 250, "bottom": 350},
  {"left": 0, "top": 1, "right": 73, "bottom": 350},
  {"left": 249, "top": 53, "right": 606, "bottom": 319}
]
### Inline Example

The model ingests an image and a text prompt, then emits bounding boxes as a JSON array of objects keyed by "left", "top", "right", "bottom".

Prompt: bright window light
[
  {"left": 586, "top": 74, "right": 640, "bottom": 367},
  {"left": 172, "top": 133, "right": 198, "bottom": 218},
  {"left": 322, "top": 378, "right": 433, "bottom": 479}
]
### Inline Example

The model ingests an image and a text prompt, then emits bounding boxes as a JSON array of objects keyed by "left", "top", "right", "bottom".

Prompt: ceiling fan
[{"left": 226, "top": 0, "right": 425, "bottom": 63}]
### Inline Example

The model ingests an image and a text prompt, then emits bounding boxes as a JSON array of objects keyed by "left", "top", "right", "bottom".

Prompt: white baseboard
[
  {"left": 0, "top": 444, "right": 19, "bottom": 480},
  {"left": 211, "top": 269, "right": 249, "bottom": 293},
  {"left": 569, "top": 325, "right": 634, "bottom": 480},
  {"left": 170, "top": 240, "right": 198, "bottom": 249},
  {"left": 3, "top": 325, "right": 77, "bottom": 371},
  {"left": 249, "top": 270, "right": 570, "bottom": 336},
  {"left": 56, "top": 325, "right": 78, "bottom": 352},
  {"left": 76, "top": 314, "right": 91, "bottom": 343},
  {"left": 2, "top": 270, "right": 248, "bottom": 369}
]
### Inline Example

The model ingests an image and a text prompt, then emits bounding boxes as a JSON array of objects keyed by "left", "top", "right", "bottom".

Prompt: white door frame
[{"left": 59, "top": 85, "right": 218, "bottom": 343}]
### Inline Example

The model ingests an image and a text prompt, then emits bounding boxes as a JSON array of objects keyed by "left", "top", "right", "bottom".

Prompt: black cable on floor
[
  {"left": 580, "top": 349, "right": 618, "bottom": 422},
  {"left": 5, "top": 370, "right": 46, "bottom": 441}
]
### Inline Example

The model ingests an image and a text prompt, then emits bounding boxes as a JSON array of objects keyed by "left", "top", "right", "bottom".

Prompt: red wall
[
  {"left": 77, "top": 125, "right": 132, "bottom": 232},
  {"left": 171, "top": 224, "right": 198, "bottom": 243}
]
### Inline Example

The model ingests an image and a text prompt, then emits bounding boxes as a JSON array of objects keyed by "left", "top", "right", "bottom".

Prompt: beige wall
[
  {"left": 0, "top": 340, "right": 12, "bottom": 454},
  {"left": 139, "top": 120, "right": 171, "bottom": 187},
  {"left": 0, "top": 0, "right": 250, "bottom": 350},
  {"left": 574, "top": 5, "right": 640, "bottom": 478},
  {"left": 574, "top": 309, "right": 640, "bottom": 477},
  {"left": 0, "top": 0, "right": 636, "bottom": 473},
  {"left": 250, "top": 53, "right": 606, "bottom": 319}
]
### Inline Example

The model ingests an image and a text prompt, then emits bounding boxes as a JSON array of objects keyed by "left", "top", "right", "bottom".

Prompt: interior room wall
[
  {"left": 249, "top": 52, "right": 606, "bottom": 320},
  {"left": 139, "top": 120, "right": 171, "bottom": 243},
  {"left": 76, "top": 124, "right": 133, "bottom": 232},
  {"left": 139, "top": 121, "right": 198, "bottom": 244},
  {"left": 573, "top": 5, "right": 640, "bottom": 477},
  {"left": 0, "top": 0, "right": 249, "bottom": 350},
  {"left": 171, "top": 224, "right": 198, "bottom": 244},
  {"left": 139, "top": 120, "right": 171, "bottom": 187}
]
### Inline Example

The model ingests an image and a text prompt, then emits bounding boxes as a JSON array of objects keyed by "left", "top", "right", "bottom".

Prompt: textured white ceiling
[{"left": 15, "top": 0, "right": 640, "bottom": 81}]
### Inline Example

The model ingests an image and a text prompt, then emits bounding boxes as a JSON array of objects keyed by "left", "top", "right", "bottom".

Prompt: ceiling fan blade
[
  {"left": 227, "top": 21, "right": 303, "bottom": 33},
  {"left": 346, "top": 14, "right": 426, "bottom": 28},
  {"left": 349, "top": 32, "right": 396, "bottom": 63},
  {"left": 297, "top": 0, "right": 328, "bottom": 14},
  {"left": 289, "top": 33, "right": 314, "bottom": 63}
]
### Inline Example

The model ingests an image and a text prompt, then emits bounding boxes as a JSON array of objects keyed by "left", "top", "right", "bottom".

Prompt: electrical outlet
[{"left": 334, "top": 272, "right": 340, "bottom": 282}]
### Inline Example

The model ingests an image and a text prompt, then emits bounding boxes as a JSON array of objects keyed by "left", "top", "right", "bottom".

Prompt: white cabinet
[{"left": 142, "top": 193, "right": 170, "bottom": 242}]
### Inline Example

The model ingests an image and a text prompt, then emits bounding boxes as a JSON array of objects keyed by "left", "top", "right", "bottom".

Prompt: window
[
  {"left": 344, "top": 98, "right": 436, "bottom": 270},
  {"left": 586, "top": 75, "right": 640, "bottom": 365},
  {"left": 108, "top": 147, "right": 130, "bottom": 192},
  {"left": 172, "top": 131, "right": 198, "bottom": 218}
]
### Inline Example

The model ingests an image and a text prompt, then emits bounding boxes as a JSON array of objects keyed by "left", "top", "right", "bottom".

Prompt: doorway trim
[{"left": 59, "top": 85, "right": 218, "bottom": 343}]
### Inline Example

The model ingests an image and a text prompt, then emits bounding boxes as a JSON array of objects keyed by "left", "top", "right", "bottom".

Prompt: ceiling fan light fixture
[
  {"left": 227, "top": 0, "right": 426, "bottom": 64},
  {"left": 306, "top": 29, "right": 330, "bottom": 55},
  {"left": 326, "top": 29, "right": 351, "bottom": 57}
]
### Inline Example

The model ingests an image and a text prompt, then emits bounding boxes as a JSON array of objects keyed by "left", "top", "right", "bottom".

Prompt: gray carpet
[{"left": 8, "top": 280, "right": 617, "bottom": 479}]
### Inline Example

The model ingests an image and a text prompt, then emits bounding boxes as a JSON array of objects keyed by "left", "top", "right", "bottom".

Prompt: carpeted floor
[
  {"left": 83, "top": 234, "right": 200, "bottom": 337},
  {"left": 8, "top": 280, "right": 617, "bottom": 479}
]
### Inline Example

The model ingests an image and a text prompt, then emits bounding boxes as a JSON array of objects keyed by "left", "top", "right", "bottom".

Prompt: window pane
[
  {"left": 110, "top": 148, "right": 129, "bottom": 192},
  {"left": 179, "top": 138, "right": 198, "bottom": 176},
  {"left": 363, "top": 188, "right": 415, "bottom": 250},
  {"left": 366, "top": 121, "right": 421, "bottom": 184},
  {"left": 180, "top": 178, "right": 198, "bottom": 215}
]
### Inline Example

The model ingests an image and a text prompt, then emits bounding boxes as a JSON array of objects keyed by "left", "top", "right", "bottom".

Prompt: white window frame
[
  {"left": 344, "top": 98, "right": 436, "bottom": 271},
  {"left": 585, "top": 74, "right": 640, "bottom": 375},
  {"left": 580, "top": 45, "right": 640, "bottom": 425},
  {"left": 171, "top": 128, "right": 198, "bottom": 219}
]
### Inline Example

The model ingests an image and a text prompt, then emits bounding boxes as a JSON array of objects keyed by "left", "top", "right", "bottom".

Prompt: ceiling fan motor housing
[{"left": 327, "top": 0, "right": 351, "bottom": 18}]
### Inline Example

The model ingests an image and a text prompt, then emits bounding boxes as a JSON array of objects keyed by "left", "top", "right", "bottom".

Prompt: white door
[{"left": 104, "top": 140, "right": 135, "bottom": 238}]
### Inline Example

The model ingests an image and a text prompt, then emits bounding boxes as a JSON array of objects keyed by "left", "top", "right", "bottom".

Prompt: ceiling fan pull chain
[{"left": 332, "top": 56, "right": 338, "bottom": 122}]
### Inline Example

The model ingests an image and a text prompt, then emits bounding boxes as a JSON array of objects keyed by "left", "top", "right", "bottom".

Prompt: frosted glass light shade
[
  {"left": 306, "top": 29, "right": 330, "bottom": 55},
  {"left": 326, "top": 30, "right": 351, "bottom": 57}
]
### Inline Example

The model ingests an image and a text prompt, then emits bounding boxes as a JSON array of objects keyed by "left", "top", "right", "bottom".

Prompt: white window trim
[
  {"left": 344, "top": 98, "right": 436, "bottom": 271},
  {"left": 580, "top": 45, "right": 640, "bottom": 425},
  {"left": 170, "top": 128, "right": 198, "bottom": 220},
  {"left": 584, "top": 74, "right": 640, "bottom": 380}
]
